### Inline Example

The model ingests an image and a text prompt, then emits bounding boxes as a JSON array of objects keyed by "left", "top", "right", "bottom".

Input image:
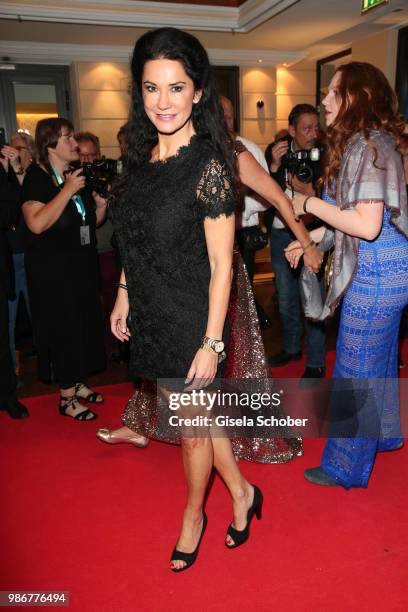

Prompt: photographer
[
  {"left": 75, "top": 131, "right": 101, "bottom": 164},
  {"left": 0, "top": 157, "right": 29, "bottom": 418},
  {"left": 264, "top": 104, "right": 326, "bottom": 381},
  {"left": 21, "top": 118, "right": 106, "bottom": 420}
]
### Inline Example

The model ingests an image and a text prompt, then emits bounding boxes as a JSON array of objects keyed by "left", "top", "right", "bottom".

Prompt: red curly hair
[{"left": 326, "top": 61, "right": 405, "bottom": 189}]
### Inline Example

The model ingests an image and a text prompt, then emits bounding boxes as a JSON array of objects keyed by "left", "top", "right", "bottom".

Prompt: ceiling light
[
  {"left": 0, "top": 63, "right": 16, "bottom": 70},
  {"left": 258, "top": 59, "right": 263, "bottom": 63}
]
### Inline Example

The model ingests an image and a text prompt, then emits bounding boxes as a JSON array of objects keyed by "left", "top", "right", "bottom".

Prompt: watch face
[{"left": 214, "top": 341, "right": 224, "bottom": 353}]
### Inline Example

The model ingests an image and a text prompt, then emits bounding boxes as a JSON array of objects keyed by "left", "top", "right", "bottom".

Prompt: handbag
[
  {"left": 300, "top": 228, "right": 334, "bottom": 320},
  {"left": 239, "top": 226, "right": 269, "bottom": 251}
]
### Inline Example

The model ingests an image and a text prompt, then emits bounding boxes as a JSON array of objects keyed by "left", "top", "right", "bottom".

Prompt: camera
[
  {"left": 281, "top": 136, "right": 323, "bottom": 184},
  {"left": 72, "top": 158, "right": 123, "bottom": 197},
  {"left": 285, "top": 146, "right": 323, "bottom": 184}
]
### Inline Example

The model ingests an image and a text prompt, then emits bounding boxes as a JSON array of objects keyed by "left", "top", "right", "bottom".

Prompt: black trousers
[{"left": 0, "top": 286, "right": 16, "bottom": 402}]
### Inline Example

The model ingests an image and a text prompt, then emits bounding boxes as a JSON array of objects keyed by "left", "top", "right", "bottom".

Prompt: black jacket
[{"left": 0, "top": 165, "right": 20, "bottom": 298}]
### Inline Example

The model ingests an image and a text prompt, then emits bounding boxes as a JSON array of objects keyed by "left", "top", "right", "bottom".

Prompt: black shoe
[
  {"left": 299, "top": 366, "right": 326, "bottom": 388},
  {"left": 0, "top": 397, "right": 29, "bottom": 419},
  {"left": 170, "top": 512, "right": 207, "bottom": 572},
  {"left": 304, "top": 467, "right": 339, "bottom": 486},
  {"left": 225, "top": 484, "right": 263, "bottom": 549},
  {"left": 269, "top": 350, "right": 302, "bottom": 367}
]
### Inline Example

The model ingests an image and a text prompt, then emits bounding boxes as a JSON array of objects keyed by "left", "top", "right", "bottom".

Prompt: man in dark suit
[{"left": 0, "top": 157, "right": 29, "bottom": 418}]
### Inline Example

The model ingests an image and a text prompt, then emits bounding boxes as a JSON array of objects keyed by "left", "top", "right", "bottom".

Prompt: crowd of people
[{"left": 1, "top": 26, "right": 407, "bottom": 571}]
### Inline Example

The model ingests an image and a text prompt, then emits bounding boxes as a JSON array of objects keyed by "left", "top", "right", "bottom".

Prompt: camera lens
[{"left": 296, "top": 163, "right": 313, "bottom": 183}]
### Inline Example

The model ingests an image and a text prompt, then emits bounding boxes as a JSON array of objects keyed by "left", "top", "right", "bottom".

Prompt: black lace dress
[
  {"left": 113, "top": 137, "right": 303, "bottom": 463},
  {"left": 112, "top": 135, "right": 235, "bottom": 381}
]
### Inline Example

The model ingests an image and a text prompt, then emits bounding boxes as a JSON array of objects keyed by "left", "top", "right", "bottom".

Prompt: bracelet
[
  {"left": 118, "top": 282, "right": 128, "bottom": 291},
  {"left": 301, "top": 239, "right": 316, "bottom": 252},
  {"left": 303, "top": 196, "right": 313, "bottom": 214},
  {"left": 201, "top": 343, "right": 217, "bottom": 355}
]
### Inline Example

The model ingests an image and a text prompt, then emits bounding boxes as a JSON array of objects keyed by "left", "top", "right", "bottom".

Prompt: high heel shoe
[
  {"left": 96, "top": 428, "right": 149, "bottom": 448},
  {"left": 170, "top": 512, "right": 207, "bottom": 572},
  {"left": 225, "top": 484, "right": 263, "bottom": 549}
]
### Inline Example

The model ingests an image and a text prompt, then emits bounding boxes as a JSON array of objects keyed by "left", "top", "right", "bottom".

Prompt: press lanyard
[{"left": 51, "top": 166, "right": 86, "bottom": 224}]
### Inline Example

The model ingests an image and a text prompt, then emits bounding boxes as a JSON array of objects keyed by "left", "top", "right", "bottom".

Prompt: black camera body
[
  {"left": 281, "top": 137, "right": 324, "bottom": 184},
  {"left": 72, "top": 158, "right": 123, "bottom": 197}
]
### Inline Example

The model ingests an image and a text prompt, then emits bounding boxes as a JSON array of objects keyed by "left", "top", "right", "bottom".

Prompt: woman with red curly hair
[{"left": 287, "top": 62, "right": 408, "bottom": 488}]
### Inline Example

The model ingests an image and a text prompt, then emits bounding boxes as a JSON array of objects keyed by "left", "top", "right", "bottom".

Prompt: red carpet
[{"left": 1, "top": 346, "right": 407, "bottom": 612}]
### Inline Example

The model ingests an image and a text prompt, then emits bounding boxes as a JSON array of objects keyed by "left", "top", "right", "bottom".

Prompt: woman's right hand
[
  {"left": 63, "top": 168, "right": 86, "bottom": 197},
  {"left": 110, "top": 291, "right": 131, "bottom": 342}
]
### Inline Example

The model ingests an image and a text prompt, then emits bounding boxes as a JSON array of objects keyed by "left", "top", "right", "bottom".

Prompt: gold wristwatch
[{"left": 201, "top": 335, "right": 225, "bottom": 355}]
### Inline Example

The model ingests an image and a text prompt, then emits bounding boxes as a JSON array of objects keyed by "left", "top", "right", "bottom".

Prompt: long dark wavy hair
[
  {"left": 113, "top": 27, "right": 233, "bottom": 198},
  {"left": 326, "top": 61, "right": 405, "bottom": 188}
]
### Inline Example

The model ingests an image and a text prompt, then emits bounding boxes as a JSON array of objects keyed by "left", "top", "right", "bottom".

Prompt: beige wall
[
  {"left": 70, "top": 61, "right": 131, "bottom": 158},
  {"left": 352, "top": 29, "right": 398, "bottom": 86},
  {"left": 241, "top": 66, "right": 277, "bottom": 153},
  {"left": 240, "top": 60, "right": 317, "bottom": 152},
  {"left": 70, "top": 59, "right": 318, "bottom": 157},
  {"left": 276, "top": 60, "right": 316, "bottom": 133}
]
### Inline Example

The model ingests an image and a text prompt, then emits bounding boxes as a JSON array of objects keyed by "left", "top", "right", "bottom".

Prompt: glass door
[{"left": 0, "top": 64, "right": 71, "bottom": 140}]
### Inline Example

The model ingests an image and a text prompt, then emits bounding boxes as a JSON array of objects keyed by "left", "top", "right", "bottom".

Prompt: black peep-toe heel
[
  {"left": 225, "top": 484, "right": 263, "bottom": 549},
  {"left": 170, "top": 512, "right": 208, "bottom": 572}
]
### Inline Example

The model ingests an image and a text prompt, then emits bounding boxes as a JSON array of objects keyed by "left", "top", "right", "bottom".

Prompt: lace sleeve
[{"left": 196, "top": 157, "right": 236, "bottom": 220}]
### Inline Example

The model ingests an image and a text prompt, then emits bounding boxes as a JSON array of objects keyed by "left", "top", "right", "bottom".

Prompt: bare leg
[
  {"left": 212, "top": 437, "right": 254, "bottom": 546},
  {"left": 170, "top": 437, "right": 213, "bottom": 570}
]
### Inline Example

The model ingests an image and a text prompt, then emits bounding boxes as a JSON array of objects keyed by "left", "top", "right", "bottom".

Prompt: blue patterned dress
[{"left": 319, "top": 133, "right": 408, "bottom": 488}]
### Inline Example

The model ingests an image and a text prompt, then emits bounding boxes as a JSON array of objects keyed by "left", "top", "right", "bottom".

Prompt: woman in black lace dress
[
  {"left": 110, "top": 28, "right": 265, "bottom": 572},
  {"left": 111, "top": 28, "right": 321, "bottom": 571}
]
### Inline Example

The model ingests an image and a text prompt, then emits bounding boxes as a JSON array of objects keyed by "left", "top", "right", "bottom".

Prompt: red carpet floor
[{"left": 1, "top": 347, "right": 407, "bottom": 612}]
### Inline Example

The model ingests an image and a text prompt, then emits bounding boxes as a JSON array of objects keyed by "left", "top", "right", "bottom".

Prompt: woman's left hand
[{"left": 184, "top": 348, "right": 218, "bottom": 390}]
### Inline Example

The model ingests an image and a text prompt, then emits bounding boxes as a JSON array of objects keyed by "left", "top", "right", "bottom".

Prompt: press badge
[{"left": 80, "top": 224, "right": 91, "bottom": 245}]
